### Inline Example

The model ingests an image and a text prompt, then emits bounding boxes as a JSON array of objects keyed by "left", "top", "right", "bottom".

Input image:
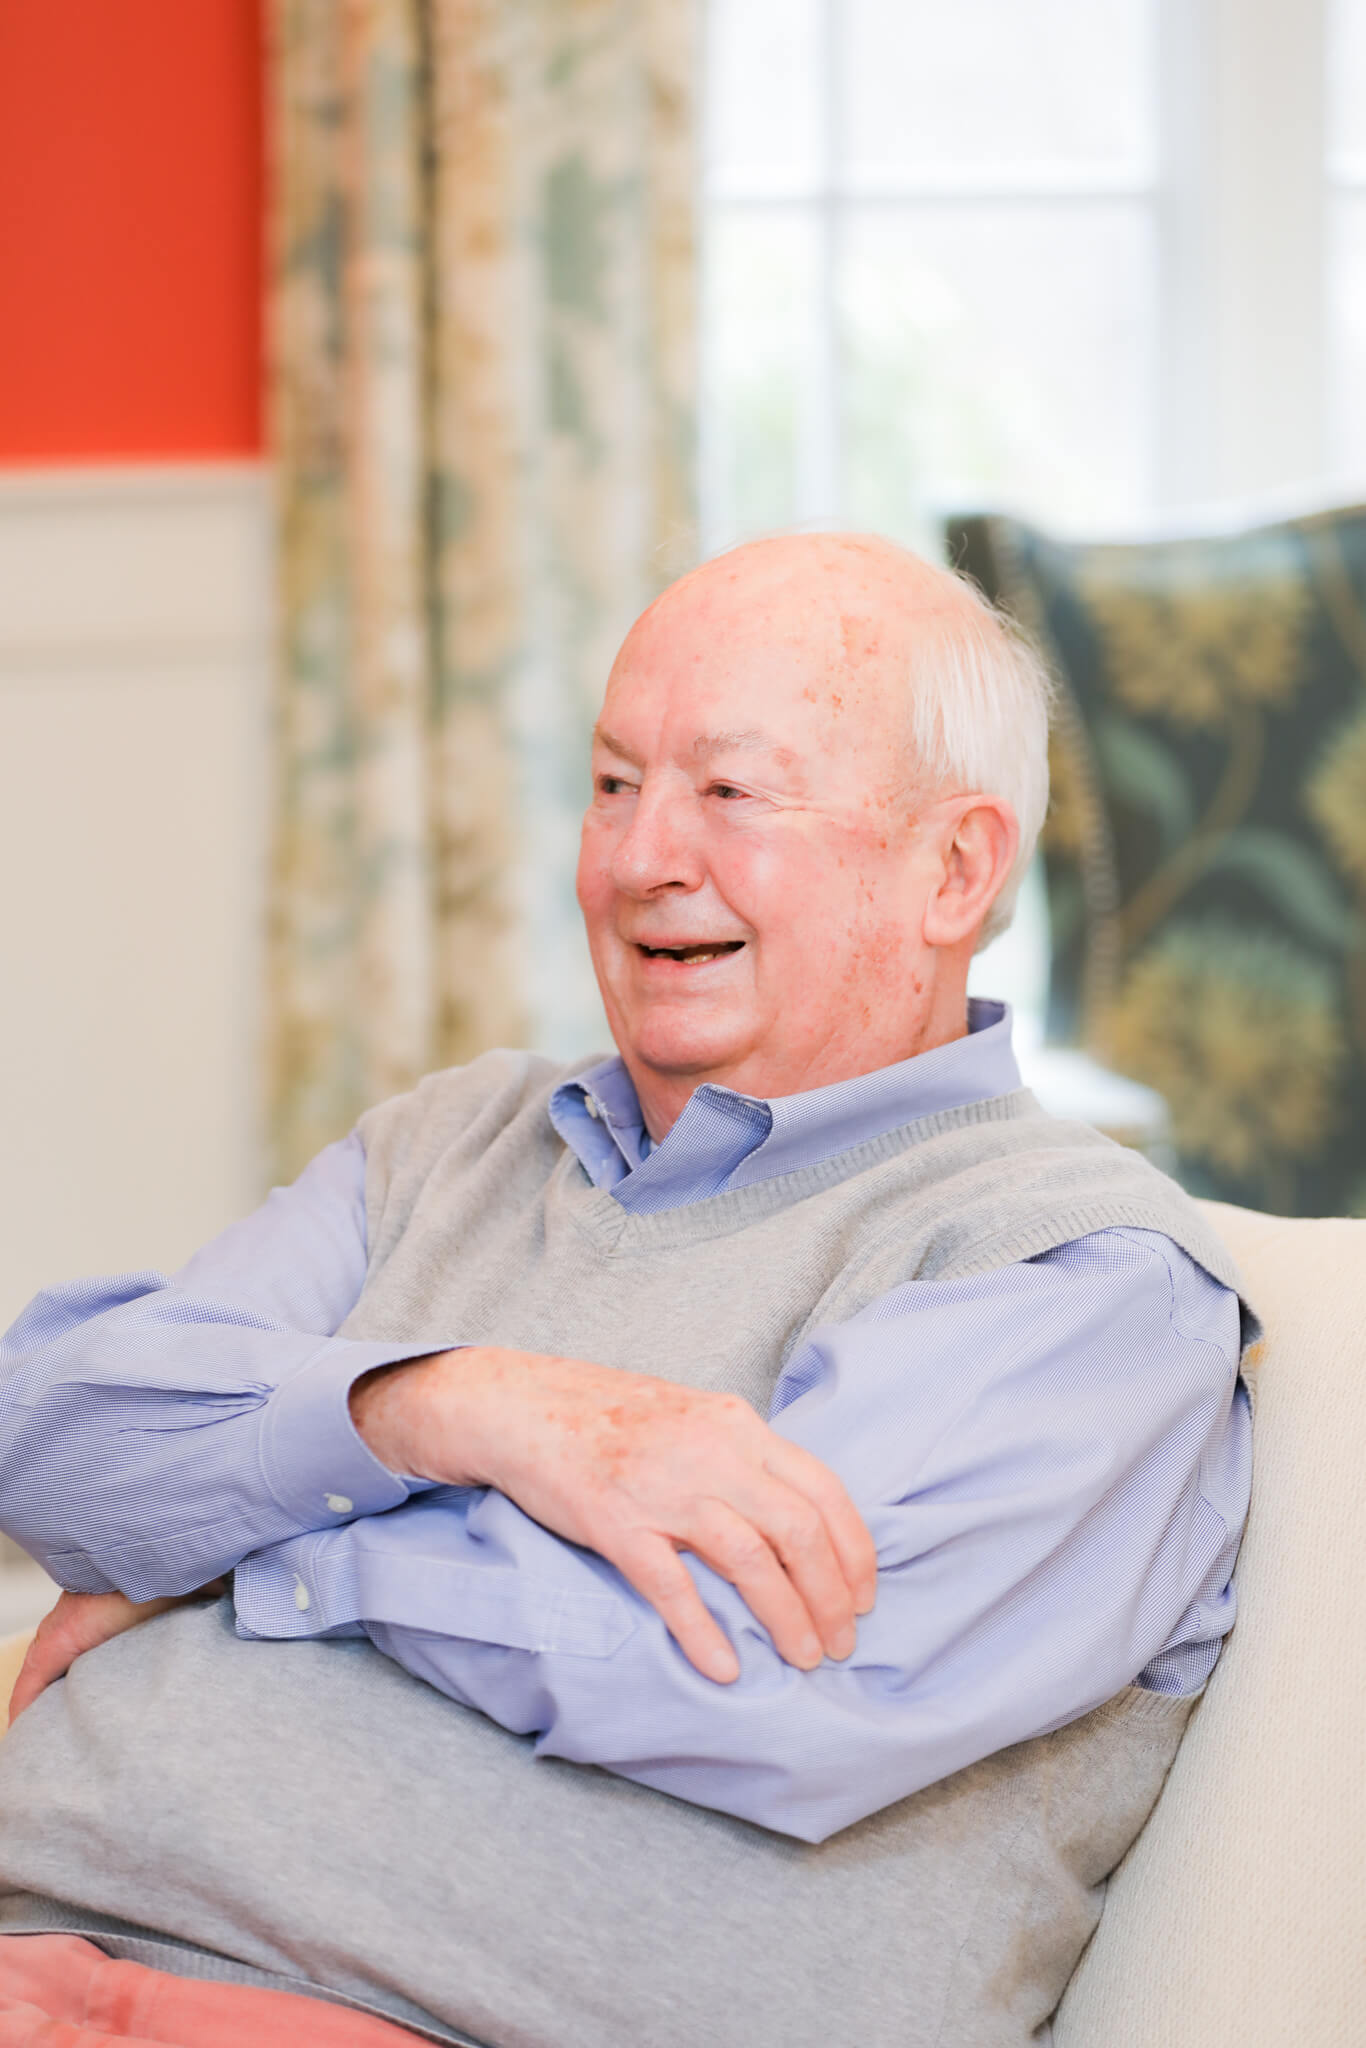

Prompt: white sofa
[
  {"left": 1, "top": 1200, "right": 1362, "bottom": 2041},
  {"left": 1054, "top": 1200, "right": 1366, "bottom": 2044}
]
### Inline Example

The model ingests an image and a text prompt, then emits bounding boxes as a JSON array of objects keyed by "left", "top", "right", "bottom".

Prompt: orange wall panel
[{"left": 0, "top": 0, "right": 264, "bottom": 463}]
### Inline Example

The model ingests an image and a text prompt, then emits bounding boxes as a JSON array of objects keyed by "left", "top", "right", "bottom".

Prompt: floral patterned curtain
[{"left": 267, "top": 0, "right": 697, "bottom": 1181}]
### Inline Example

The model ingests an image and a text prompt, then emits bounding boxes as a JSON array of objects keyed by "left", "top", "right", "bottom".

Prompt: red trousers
[{"left": 0, "top": 1936, "right": 426, "bottom": 2047}]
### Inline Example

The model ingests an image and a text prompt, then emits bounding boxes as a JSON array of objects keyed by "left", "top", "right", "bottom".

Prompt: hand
[
  {"left": 7, "top": 1581, "right": 227, "bottom": 1726},
  {"left": 351, "top": 1348, "right": 878, "bottom": 1684}
]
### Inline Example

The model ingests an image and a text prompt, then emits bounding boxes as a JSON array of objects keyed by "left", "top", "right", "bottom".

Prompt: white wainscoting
[{"left": 0, "top": 463, "right": 273, "bottom": 1335}]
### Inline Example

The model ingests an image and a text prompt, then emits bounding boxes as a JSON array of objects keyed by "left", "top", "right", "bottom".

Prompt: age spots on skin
[{"left": 839, "top": 611, "right": 882, "bottom": 669}]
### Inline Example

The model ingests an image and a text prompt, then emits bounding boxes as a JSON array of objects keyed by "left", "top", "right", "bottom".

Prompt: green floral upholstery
[{"left": 947, "top": 509, "right": 1366, "bottom": 1217}]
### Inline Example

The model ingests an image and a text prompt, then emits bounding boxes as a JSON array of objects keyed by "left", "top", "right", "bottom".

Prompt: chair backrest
[
  {"left": 946, "top": 506, "right": 1366, "bottom": 1219},
  {"left": 1055, "top": 1200, "right": 1366, "bottom": 2045}
]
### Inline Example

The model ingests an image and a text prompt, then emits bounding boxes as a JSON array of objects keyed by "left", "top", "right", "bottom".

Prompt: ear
[{"left": 921, "top": 796, "right": 1020, "bottom": 949}]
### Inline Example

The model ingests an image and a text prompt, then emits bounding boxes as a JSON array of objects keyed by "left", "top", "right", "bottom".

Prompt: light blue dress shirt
[{"left": 0, "top": 1002, "right": 1250, "bottom": 1842}]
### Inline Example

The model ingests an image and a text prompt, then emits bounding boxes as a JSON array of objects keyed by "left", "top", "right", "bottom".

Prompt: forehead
[{"left": 600, "top": 548, "right": 914, "bottom": 757}]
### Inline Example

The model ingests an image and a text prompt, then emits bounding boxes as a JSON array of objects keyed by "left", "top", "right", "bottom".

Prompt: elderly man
[{"left": 0, "top": 535, "right": 1251, "bottom": 2046}]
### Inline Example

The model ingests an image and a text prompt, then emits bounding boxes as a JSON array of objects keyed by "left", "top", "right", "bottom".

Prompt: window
[
  {"left": 702, "top": 0, "right": 1161, "bottom": 549},
  {"left": 702, "top": 0, "right": 1355, "bottom": 554},
  {"left": 1330, "top": 0, "right": 1366, "bottom": 477},
  {"left": 700, "top": 0, "right": 1358, "bottom": 1035}
]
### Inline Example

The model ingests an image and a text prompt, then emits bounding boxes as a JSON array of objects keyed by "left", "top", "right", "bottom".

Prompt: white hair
[{"left": 900, "top": 562, "right": 1056, "bottom": 949}]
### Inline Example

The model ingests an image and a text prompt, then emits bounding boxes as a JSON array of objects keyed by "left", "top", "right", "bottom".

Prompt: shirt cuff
[
  {"left": 234, "top": 1507, "right": 637, "bottom": 1658},
  {"left": 258, "top": 1338, "right": 457, "bottom": 1534},
  {"left": 235, "top": 1527, "right": 364, "bottom": 1639}
]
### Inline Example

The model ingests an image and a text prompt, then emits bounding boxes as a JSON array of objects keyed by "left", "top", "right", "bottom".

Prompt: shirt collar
[{"left": 549, "top": 999, "right": 1021, "bottom": 1206}]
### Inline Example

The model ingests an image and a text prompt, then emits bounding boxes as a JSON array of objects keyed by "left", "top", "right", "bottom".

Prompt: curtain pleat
[{"left": 268, "top": 0, "right": 697, "bottom": 1183}]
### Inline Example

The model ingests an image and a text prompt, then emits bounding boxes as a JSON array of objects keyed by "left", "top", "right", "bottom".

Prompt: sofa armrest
[{"left": 1055, "top": 1202, "right": 1366, "bottom": 2046}]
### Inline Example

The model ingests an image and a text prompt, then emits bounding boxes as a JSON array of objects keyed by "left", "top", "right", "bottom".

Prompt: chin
[{"left": 620, "top": 1010, "right": 751, "bottom": 1082}]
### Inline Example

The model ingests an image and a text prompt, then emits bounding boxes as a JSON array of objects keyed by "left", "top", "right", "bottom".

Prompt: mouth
[{"left": 634, "top": 940, "right": 746, "bottom": 965}]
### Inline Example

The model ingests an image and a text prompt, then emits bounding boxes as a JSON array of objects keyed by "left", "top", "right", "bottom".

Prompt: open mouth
[{"left": 636, "top": 940, "right": 745, "bottom": 964}]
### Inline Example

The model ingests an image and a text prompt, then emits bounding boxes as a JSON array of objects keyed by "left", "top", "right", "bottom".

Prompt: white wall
[{"left": 0, "top": 464, "right": 272, "bottom": 1331}]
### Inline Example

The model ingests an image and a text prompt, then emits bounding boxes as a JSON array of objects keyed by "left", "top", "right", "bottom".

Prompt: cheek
[
  {"left": 706, "top": 830, "right": 774, "bottom": 916},
  {"left": 839, "top": 913, "right": 915, "bottom": 999},
  {"left": 575, "top": 815, "right": 611, "bottom": 924},
  {"left": 809, "top": 844, "right": 920, "bottom": 990},
  {"left": 751, "top": 835, "right": 897, "bottom": 951}
]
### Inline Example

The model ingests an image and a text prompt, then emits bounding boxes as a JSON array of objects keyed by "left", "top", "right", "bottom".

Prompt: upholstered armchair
[{"left": 948, "top": 505, "right": 1366, "bottom": 1221}]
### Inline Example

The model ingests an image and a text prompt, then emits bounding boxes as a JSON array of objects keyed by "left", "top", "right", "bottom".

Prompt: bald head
[
  {"left": 645, "top": 530, "right": 979, "bottom": 631},
  {"left": 577, "top": 531, "right": 1046, "bottom": 1136},
  {"left": 625, "top": 533, "right": 984, "bottom": 790}
]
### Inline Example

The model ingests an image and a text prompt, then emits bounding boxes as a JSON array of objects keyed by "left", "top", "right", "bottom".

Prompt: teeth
[{"left": 640, "top": 942, "right": 741, "bottom": 962}]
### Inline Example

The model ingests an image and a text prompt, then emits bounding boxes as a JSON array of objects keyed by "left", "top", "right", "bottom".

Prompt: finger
[
  {"left": 612, "top": 1534, "right": 740, "bottom": 1684},
  {"left": 738, "top": 1477, "right": 861, "bottom": 1659},
  {"left": 6, "top": 1589, "right": 190, "bottom": 1728},
  {"left": 7, "top": 1589, "right": 115, "bottom": 1727},
  {"left": 696, "top": 1470, "right": 853, "bottom": 1657},
  {"left": 764, "top": 1438, "right": 880, "bottom": 1613},
  {"left": 7, "top": 1633, "right": 72, "bottom": 1727},
  {"left": 687, "top": 1499, "right": 826, "bottom": 1670}
]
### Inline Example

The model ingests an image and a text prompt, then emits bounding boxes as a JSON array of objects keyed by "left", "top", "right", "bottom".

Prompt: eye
[
  {"left": 596, "top": 773, "right": 635, "bottom": 796},
  {"left": 709, "top": 781, "right": 748, "bottom": 801}
]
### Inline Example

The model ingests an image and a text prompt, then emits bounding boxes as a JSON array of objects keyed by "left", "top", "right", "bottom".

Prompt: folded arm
[
  {"left": 0, "top": 1134, "right": 423, "bottom": 1597},
  {"left": 236, "top": 1229, "right": 1249, "bottom": 1842},
  {"left": 0, "top": 1133, "right": 873, "bottom": 1680}
]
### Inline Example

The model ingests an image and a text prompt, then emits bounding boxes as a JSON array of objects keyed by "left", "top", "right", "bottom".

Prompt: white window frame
[
  {"left": 1160, "top": 0, "right": 1327, "bottom": 509},
  {"left": 700, "top": 0, "right": 1336, "bottom": 547}
]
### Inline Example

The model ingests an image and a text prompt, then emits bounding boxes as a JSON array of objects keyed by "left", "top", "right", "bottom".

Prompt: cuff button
[{"left": 325, "top": 1494, "right": 354, "bottom": 1514}]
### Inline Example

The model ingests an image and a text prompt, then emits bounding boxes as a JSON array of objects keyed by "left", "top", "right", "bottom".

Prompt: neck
[{"left": 625, "top": 974, "right": 973, "bottom": 1142}]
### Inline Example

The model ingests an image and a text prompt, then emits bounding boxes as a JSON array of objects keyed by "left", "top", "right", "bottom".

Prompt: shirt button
[
  {"left": 584, "top": 1097, "right": 600, "bottom": 1120},
  {"left": 293, "top": 1577, "right": 311, "bottom": 1612},
  {"left": 325, "top": 1494, "right": 353, "bottom": 1514}
]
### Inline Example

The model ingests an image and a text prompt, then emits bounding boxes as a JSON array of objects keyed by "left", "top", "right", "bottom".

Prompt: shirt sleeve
[
  {"left": 233, "top": 1226, "right": 1252, "bottom": 1842},
  {"left": 0, "top": 1132, "right": 449, "bottom": 1599}
]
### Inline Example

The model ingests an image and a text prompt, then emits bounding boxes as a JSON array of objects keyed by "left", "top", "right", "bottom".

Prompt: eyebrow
[
  {"left": 592, "top": 726, "right": 645, "bottom": 768},
  {"left": 592, "top": 725, "right": 798, "bottom": 771},
  {"left": 692, "top": 728, "right": 797, "bottom": 769}
]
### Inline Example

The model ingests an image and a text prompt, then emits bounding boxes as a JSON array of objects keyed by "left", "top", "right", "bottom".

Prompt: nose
[{"left": 608, "top": 778, "right": 705, "bottom": 898}]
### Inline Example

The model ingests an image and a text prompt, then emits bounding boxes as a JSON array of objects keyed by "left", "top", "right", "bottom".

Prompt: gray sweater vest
[{"left": 0, "top": 1052, "right": 1250, "bottom": 2047}]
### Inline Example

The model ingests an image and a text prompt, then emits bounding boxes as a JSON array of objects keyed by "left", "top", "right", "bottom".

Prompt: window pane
[
  {"left": 1328, "top": 0, "right": 1366, "bottom": 178},
  {"left": 842, "top": 202, "right": 1158, "bottom": 536},
  {"left": 844, "top": 0, "right": 1156, "bottom": 187},
  {"left": 702, "top": 209, "right": 824, "bottom": 546},
  {"left": 706, "top": 0, "right": 824, "bottom": 194},
  {"left": 1331, "top": 193, "right": 1366, "bottom": 482}
]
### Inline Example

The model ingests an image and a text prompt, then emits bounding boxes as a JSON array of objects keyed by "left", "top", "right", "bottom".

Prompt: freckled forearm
[
  {"left": 348, "top": 1344, "right": 583, "bottom": 1488},
  {"left": 349, "top": 1348, "right": 486, "bottom": 1483}
]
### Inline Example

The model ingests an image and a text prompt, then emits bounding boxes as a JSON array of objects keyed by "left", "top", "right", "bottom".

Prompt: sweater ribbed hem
[{"left": 0, "top": 1899, "right": 475, "bottom": 2045}]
